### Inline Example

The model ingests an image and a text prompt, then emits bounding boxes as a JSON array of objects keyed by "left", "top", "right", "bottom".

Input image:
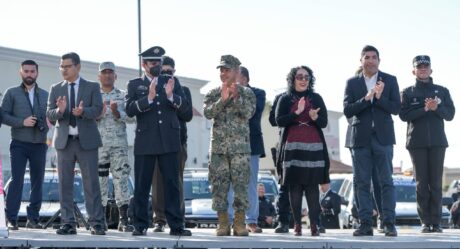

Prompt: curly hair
[{"left": 286, "top": 65, "right": 316, "bottom": 93}]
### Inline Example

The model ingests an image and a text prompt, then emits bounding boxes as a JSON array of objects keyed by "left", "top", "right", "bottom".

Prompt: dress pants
[
  {"left": 409, "top": 147, "right": 445, "bottom": 225},
  {"left": 151, "top": 144, "right": 187, "bottom": 225},
  {"left": 276, "top": 183, "right": 291, "bottom": 224},
  {"left": 352, "top": 134, "right": 395, "bottom": 226},
  {"left": 133, "top": 152, "right": 183, "bottom": 230},
  {"left": 6, "top": 140, "right": 47, "bottom": 221},
  {"left": 57, "top": 138, "right": 104, "bottom": 226}
]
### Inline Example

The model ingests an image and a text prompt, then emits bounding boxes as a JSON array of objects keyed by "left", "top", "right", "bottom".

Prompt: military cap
[
  {"left": 99, "top": 61, "right": 116, "bottom": 72},
  {"left": 413, "top": 55, "right": 431, "bottom": 67},
  {"left": 139, "top": 46, "right": 165, "bottom": 61},
  {"left": 216, "top": 54, "right": 241, "bottom": 69}
]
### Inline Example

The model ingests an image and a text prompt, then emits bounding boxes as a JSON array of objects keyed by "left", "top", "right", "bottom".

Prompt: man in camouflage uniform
[
  {"left": 96, "top": 62, "right": 133, "bottom": 232},
  {"left": 204, "top": 55, "right": 256, "bottom": 236}
]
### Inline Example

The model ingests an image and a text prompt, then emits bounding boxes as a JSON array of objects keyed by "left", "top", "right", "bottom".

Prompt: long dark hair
[{"left": 286, "top": 65, "right": 316, "bottom": 93}]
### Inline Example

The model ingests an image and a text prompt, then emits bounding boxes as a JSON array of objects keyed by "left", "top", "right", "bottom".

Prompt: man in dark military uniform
[
  {"left": 400, "top": 55, "right": 455, "bottom": 233},
  {"left": 125, "top": 46, "right": 191, "bottom": 236},
  {"left": 319, "top": 183, "right": 341, "bottom": 231}
]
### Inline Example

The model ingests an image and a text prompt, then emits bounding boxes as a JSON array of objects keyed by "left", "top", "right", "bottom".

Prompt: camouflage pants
[
  {"left": 209, "top": 153, "right": 250, "bottom": 212},
  {"left": 98, "top": 146, "right": 131, "bottom": 206}
]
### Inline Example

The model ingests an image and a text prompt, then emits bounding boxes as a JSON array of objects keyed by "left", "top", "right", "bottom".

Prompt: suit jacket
[
  {"left": 343, "top": 71, "right": 401, "bottom": 148},
  {"left": 47, "top": 78, "right": 103, "bottom": 150},
  {"left": 178, "top": 85, "right": 193, "bottom": 145},
  {"left": 248, "top": 86, "right": 266, "bottom": 157},
  {"left": 125, "top": 75, "right": 187, "bottom": 155}
]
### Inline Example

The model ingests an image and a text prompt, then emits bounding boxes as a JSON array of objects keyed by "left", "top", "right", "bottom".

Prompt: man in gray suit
[{"left": 47, "top": 52, "right": 105, "bottom": 235}]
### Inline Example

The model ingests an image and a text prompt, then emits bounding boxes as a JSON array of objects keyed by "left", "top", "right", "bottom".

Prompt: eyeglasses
[
  {"left": 59, "top": 64, "right": 75, "bottom": 70},
  {"left": 295, "top": 74, "right": 311, "bottom": 81}
]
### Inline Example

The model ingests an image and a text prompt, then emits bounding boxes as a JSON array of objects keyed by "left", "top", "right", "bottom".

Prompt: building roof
[{"left": 330, "top": 159, "right": 352, "bottom": 174}]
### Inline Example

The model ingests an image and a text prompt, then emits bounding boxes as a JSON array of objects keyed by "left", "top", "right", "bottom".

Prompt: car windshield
[
  {"left": 184, "top": 177, "right": 212, "bottom": 200},
  {"left": 330, "top": 179, "right": 344, "bottom": 193},
  {"left": 258, "top": 178, "right": 278, "bottom": 196},
  {"left": 22, "top": 176, "right": 85, "bottom": 203},
  {"left": 395, "top": 184, "right": 416, "bottom": 202}
]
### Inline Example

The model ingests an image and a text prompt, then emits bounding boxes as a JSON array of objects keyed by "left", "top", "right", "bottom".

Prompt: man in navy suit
[
  {"left": 343, "top": 45, "right": 400, "bottom": 237},
  {"left": 125, "top": 46, "right": 191, "bottom": 236}
]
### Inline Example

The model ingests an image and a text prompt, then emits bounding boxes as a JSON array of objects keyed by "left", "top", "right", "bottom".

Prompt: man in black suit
[
  {"left": 343, "top": 45, "right": 400, "bottom": 237},
  {"left": 319, "top": 183, "right": 341, "bottom": 231},
  {"left": 151, "top": 55, "right": 193, "bottom": 233},
  {"left": 47, "top": 52, "right": 105, "bottom": 235},
  {"left": 125, "top": 46, "right": 191, "bottom": 236}
]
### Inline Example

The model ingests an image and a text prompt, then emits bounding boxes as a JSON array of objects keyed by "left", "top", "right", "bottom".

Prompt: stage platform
[{"left": 1, "top": 228, "right": 459, "bottom": 248}]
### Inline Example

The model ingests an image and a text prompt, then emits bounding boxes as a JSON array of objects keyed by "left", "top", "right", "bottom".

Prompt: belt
[{"left": 68, "top": 135, "right": 79, "bottom": 140}]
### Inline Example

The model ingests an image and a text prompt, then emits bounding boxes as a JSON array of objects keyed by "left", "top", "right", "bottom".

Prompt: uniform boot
[
  {"left": 118, "top": 204, "right": 134, "bottom": 232},
  {"left": 233, "top": 211, "right": 249, "bottom": 236},
  {"left": 216, "top": 211, "right": 231, "bottom": 236}
]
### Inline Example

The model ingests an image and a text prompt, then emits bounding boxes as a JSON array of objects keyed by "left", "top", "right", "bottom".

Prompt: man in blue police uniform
[
  {"left": 400, "top": 55, "right": 455, "bottom": 233},
  {"left": 125, "top": 46, "right": 191, "bottom": 236}
]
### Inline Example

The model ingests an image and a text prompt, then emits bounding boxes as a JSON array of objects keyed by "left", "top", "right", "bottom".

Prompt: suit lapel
[
  {"left": 77, "top": 78, "right": 85, "bottom": 104},
  {"left": 357, "top": 73, "right": 368, "bottom": 98}
]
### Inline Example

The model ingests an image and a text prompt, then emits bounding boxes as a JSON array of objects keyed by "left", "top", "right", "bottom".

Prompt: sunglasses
[{"left": 295, "top": 74, "right": 311, "bottom": 81}]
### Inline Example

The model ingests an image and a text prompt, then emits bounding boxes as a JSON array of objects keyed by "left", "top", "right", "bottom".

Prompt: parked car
[
  {"left": 183, "top": 168, "right": 279, "bottom": 228},
  {"left": 339, "top": 174, "right": 451, "bottom": 229},
  {"left": 4, "top": 168, "right": 134, "bottom": 229},
  {"left": 445, "top": 179, "right": 459, "bottom": 198},
  {"left": 4, "top": 168, "right": 86, "bottom": 228},
  {"left": 300, "top": 173, "right": 350, "bottom": 224}
]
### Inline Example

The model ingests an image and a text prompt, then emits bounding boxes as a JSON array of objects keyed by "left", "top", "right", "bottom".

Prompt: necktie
[{"left": 70, "top": 83, "right": 76, "bottom": 127}]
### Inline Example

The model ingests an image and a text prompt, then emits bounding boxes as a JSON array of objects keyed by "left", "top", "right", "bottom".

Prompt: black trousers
[
  {"left": 276, "top": 183, "right": 291, "bottom": 224},
  {"left": 133, "top": 152, "right": 183, "bottom": 230},
  {"left": 409, "top": 147, "right": 446, "bottom": 225},
  {"left": 289, "top": 184, "right": 320, "bottom": 226},
  {"left": 152, "top": 144, "right": 187, "bottom": 225}
]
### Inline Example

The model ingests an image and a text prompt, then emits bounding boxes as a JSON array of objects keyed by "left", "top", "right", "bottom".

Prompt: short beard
[{"left": 22, "top": 77, "right": 36, "bottom": 86}]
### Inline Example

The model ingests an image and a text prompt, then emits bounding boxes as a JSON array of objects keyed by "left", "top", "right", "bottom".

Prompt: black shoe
[
  {"left": 384, "top": 224, "right": 398, "bottom": 237},
  {"left": 91, "top": 224, "right": 106, "bottom": 235},
  {"left": 431, "top": 224, "right": 443, "bottom": 233},
  {"left": 56, "top": 224, "right": 77, "bottom": 235},
  {"left": 274, "top": 222, "right": 289, "bottom": 233},
  {"left": 26, "top": 219, "right": 43, "bottom": 229},
  {"left": 153, "top": 223, "right": 165, "bottom": 232},
  {"left": 353, "top": 224, "right": 373, "bottom": 236},
  {"left": 421, "top": 224, "right": 431, "bottom": 233},
  {"left": 318, "top": 227, "right": 326, "bottom": 233},
  {"left": 132, "top": 227, "right": 147, "bottom": 236},
  {"left": 7, "top": 220, "right": 18, "bottom": 231},
  {"left": 170, "top": 228, "right": 192, "bottom": 236}
]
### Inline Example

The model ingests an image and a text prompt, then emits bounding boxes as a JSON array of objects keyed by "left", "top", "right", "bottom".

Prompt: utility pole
[{"left": 137, "top": 0, "right": 142, "bottom": 77}]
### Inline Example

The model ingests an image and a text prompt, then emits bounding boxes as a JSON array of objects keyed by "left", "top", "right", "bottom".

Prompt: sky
[{"left": 1, "top": 0, "right": 460, "bottom": 168}]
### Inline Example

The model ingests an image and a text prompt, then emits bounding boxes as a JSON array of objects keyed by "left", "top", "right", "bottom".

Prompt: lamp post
[{"left": 137, "top": 0, "right": 142, "bottom": 77}]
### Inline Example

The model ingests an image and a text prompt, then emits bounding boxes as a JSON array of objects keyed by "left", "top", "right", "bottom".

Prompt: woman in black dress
[{"left": 275, "top": 66, "right": 330, "bottom": 236}]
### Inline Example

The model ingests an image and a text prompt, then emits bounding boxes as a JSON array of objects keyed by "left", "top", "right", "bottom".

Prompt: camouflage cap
[
  {"left": 98, "top": 61, "right": 116, "bottom": 72},
  {"left": 216, "top": 54, "right": 241, "bottom": 69}
]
